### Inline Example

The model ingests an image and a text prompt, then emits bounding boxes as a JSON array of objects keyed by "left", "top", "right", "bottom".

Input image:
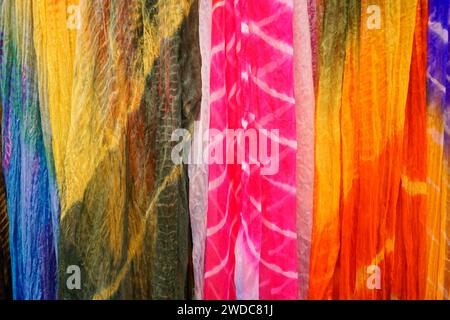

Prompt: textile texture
[{"left": 58, "top": 0, "right": 201, "bottom": 300}]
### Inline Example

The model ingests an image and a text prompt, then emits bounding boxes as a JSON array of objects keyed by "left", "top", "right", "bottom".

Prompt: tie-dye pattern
[
  {"left": 309, "top": 0, "right": 420, "bottom": 299},
  {"left": 58, "top": 0, "right": 200, "bottom": 300},
  {"left": 293, "top": 0, "right": 315, "bottom": 300},
  {"left": 204, "top": 0, "right": 298, "bottom": 300},
  {"left": 0, "top": 0, "right": 450, "bottom": 302},
  {"left": 426, "top": 0, "right": 450, "bottom": 300},
  {"left": 392, "top": 0, "right": 428, "bottom": 300},
  {"left": 0, "top": 0, "right": 58, "bottom": 300}
]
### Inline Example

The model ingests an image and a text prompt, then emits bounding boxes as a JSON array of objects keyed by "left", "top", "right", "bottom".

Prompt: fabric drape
[
  {"left": 309, "top": 0, "right": 418, "bottom": 299},
  {"left": 293, "top": 0, "right": 315, "bottom": 300},
  {"left": 426, "top": 0, "right": 450, "bottom": 300},
  {"left": 58, "top": 0, "right": 201, "bottom": 300},
  {"left": 188, "top": 0, "right": 211, "bottom": 300},
  {"left": 0, "top": 0, "right": 58, "bottom": 300},
  {"left": 204, "top": 0, "right": 298, "bottom": 300},
  {"left": 0, "top": 96, "right": 11, "bottom": 300},
  {"left": 32, "top": 0, "right": 78, "bottom": 199},
  {"left": 392, "top": 0, "right": 428, "bottom": 300}
]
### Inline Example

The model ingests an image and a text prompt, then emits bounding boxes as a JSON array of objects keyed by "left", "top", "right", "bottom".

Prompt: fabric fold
[
  {"left": 204, "top": 0, "right": 298, "bottom": 300},
  {"left": 0, "top": 95, "right": 11, "bottom": 300},
  {"left": 293, "top": 0, "right": 315, "bottom": 301},
  {"left": 426, "top": 0, "right": 450, "bottom": 300},
  {"left": 58, "top": 0, "right": 201, "bottom": 300},
  {"left": 188, "top": 0, "right": 212, "bottom": 300},
  {"left": 310, "top": 0, "right": 419, "bottom": 299},
  {"left": 0, "top": 0, "right": 58, "bottom": 299}
]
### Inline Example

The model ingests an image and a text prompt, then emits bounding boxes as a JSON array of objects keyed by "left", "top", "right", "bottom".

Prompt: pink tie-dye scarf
[{"left": 204, "top": 0, "right": 298, "bottom": 300}]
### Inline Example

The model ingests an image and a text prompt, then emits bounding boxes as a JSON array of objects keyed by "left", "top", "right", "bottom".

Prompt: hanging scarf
[
  {"left": 0, "top": 0, "right": 58, "bottom": 300},
  {"left": 293, "top": 0, "right": 315, "bottom": 300},
  {"left": 58, "top": 0, "right": 201, "bottom": 300},
  {"left": 204, "top": 0, "right": 298, "bottom": 300},
  {"left": 392, "top": 0, "right": 428, "bottom": 300},
  {"left": 0, "top": 96, "right": 11, "bottom": 300},
  {"left": 32, "top": 0, "right": 78, "bottom": 200},
  {"left": 309, "top": 0, "right": 418, "bottom": 299},
  {"left": 426, "top": 0, "right": 450, "bottom": 300},
  {"left": 189, "top": 0, "right": 211, "bottom": 300}
]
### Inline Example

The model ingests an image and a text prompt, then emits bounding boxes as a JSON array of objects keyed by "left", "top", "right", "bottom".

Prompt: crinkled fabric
[
  {"left": 58, "top": 0, "right": 201, "bottom": 300},
  {"left": 32, "top": 0, "right": 78, "bottom": 203},
  {"left": 426, "top": 0, "right": 450, "bottom": 300},
  {"left": 0, "top": 95, "right": 11, "bottom": 300},
  {"left": 204, "top": 0, "right": 298, "bottom": 300},
  {"left": 188, "top": 0, "right": 211, "bottom": 300},
  {"left": 0, "top": 0, "right": 58, "bottom": 300},
  {"left": 309, "top": 0, "right": 418, "bottom": 299},
  {"left": 293, "top": 0, "right": 315, "bottom": 301},
  {"left": 393, "top": 0, "right": 428, "bottom": 300}
]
